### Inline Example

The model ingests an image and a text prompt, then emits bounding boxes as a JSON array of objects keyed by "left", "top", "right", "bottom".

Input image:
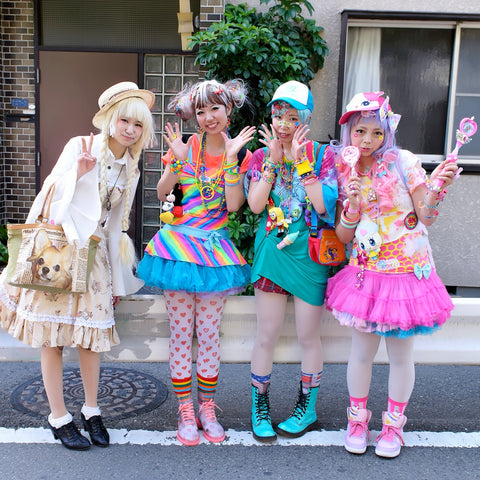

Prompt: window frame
[{"left": 337, "top": 10, "right": 480, "bottom": 172}]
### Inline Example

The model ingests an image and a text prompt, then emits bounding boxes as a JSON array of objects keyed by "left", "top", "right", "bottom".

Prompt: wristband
[
  {"left": 340, "top": 209, "right": 360, "bottom": 229},
  {"left": 344, "top": 200, "right": 360, "bottom": 214},
  {"left": 225, "top": 164, "right": 239, "bottom": 175},
  {"left": 301, "top": 174, "right": 318, "bottom": 186},
  {"left": 224, "top": 174, "right": 241, "bottom": 187},
  {"left": 170, "top": 156, "right": 184, "bottom": 175},
  {"left": 261, "top": 158, "right": 277, "bottom": 184}
]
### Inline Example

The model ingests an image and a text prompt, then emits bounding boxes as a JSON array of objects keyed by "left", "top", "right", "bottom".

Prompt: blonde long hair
[{"left": 97, "top": 96, "right": 155, "bottom": 267}]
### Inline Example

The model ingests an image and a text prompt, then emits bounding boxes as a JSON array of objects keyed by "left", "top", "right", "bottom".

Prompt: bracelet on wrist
[
  {"left": 224, "top": 174, "right": 241, "bottom": 187},
  {"left": 224, "top": 164, "right": 239, "bottom": 175},
  {"left": 340, "top": 209, "right": 360, "bottom": 229},
  {"left": 300, "top": 172, "right": 318, "bottom": 186},
  {"left": 170, "top": 156, "right": 184, "bottom": 175},
  {"left": 422, "top": 194, "right": 440, "bottom": 209},
  {"left": 343, "top": 200, "right": 359, "bottom": 214},
  {"left": 261, "top": 159, "right": 277, "bottom": 184}
]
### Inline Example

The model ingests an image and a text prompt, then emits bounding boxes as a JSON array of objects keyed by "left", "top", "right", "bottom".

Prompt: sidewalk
[{"left": 1, "top": 361, "right": 479, "bottom": 435}]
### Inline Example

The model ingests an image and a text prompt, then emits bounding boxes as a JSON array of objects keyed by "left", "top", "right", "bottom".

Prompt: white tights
[
  {"left": 347, "top": 329, "right": 415, "bottom": 404},
  {"left": 251, "top": 289, "right": 323, "bottom": 376}
]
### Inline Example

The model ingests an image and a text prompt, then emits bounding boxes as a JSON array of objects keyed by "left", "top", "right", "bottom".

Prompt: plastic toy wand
[{"left": 432, "top": 116, "right": 477, "bottom": 192}]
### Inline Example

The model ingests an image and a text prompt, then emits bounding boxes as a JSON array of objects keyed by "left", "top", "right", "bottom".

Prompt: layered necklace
[
  {"left": 277, "top": 156, "right": 294, "bottom": 220},
  {"left": 195, "top": 132, "right": 226, "bottom": 206}
]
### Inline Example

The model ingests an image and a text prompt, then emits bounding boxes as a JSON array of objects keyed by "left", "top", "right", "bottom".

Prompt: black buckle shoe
[
  {"left": 81, "top": 413, "right": 110, "bottom": 447},
  {"left": 48, "top": 420, "right": 91, "bottom": 450}
]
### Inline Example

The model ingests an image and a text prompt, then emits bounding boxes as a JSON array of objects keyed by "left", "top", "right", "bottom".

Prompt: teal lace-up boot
[
  {"left": 251, "top": 384, "right": 277, "bottom": 443},
  {"left": 275, "top": 382, "right": 319, "bottom": 438}
]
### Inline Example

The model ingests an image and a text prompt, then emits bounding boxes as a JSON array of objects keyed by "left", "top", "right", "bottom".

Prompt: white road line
[{"left": 0, "top": 427, "right": 479, "bottom": 447}]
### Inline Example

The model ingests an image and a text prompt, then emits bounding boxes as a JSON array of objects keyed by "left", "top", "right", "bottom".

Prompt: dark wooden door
[{"left": 38, "top": 51, "right": 138, "bottom": 185}]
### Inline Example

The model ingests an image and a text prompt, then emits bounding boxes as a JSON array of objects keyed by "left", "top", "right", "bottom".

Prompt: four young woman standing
[{"left": 0, "top": 80, "right": 459, "bottom": 456}]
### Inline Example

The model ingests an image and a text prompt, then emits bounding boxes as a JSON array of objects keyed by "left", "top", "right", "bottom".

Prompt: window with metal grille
[{"left": 142, "top": 54, "right": 200, "bottom": 248}]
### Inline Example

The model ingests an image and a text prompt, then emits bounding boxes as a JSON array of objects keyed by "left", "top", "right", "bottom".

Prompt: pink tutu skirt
[{"left": 325, "top": 265, "right": 454, "bottom": 338}]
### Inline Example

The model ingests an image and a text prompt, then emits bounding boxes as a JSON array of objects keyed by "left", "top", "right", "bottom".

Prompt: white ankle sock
[
  {"left": 81, "top": 404, "right": 101, "bottom": 420},
  {"left": 48, "top": 412, "right": 73, "bottom": 429}
]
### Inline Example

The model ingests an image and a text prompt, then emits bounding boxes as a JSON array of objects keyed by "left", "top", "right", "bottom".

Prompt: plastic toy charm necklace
[
  {"left": 278, "top": 156, "right": 294, "bottom": 219},
  {"left": 195, "top": 132, "right": 226, "bottom": 204}
]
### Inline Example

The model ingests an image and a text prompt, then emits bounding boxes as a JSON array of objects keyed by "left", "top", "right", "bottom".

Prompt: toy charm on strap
[{"left": 431, "top": 116, "right": 477, "bottom": 192}]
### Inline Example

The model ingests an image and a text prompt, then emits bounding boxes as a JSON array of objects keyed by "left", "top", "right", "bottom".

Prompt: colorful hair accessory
[
  {"left": 360, "top": 110, "right": 377, "bottom": 118},
  {"left": 271, "top": 101, "right": 292, "bottom": 118},
  {"left": 379, "top": 96, "right": 390, "bottom": 121},
  {"left": 340, "top": 91, "right": 401, "bottom": 131}
]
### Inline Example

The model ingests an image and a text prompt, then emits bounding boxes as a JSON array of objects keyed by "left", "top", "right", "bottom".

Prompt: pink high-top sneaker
[
  {"left": 375, "top": 411, "right": 407, "bottom": 458},
  {"left": 344, "top": 406, "right": 372, "bottom": 454}
]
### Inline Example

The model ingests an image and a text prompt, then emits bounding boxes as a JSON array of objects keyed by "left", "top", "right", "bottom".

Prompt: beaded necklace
[
  {"left": 195, "top": 132, "right": 226, "bottom": 207},
  {"left": 277, "top": 157, "right": 294, "bottom": 219}
]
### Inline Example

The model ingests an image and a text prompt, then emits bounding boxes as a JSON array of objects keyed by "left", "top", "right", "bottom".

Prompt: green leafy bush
[{"left": 188, "top": 0, "right": 328, "bottom": 134}]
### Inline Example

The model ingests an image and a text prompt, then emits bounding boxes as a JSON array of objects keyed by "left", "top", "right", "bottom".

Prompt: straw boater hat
[{"left": 92, "top": 81, "right": 155, "bottom": 128}]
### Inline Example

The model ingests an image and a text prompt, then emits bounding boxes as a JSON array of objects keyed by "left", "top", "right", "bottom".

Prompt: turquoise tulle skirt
[{"left": 137, "top": 253, "right": 251, "bottom": 295}]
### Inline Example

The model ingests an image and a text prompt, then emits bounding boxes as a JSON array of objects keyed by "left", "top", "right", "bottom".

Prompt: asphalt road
[{"left": 0, "top": 362, "right": 478, "bottom": 480}]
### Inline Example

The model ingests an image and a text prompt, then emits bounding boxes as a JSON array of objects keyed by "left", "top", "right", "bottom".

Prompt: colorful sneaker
[
  {"left": 196, "top": 399, "right": 225, "bottom": 443},
  {"left": 177, "top": 399, "right": 200, "bottom": 446},
  {"left": 344, "top": 406, "right": 372, "bottom": 454},
  {"left": 375, "top": 411, "right": 407, "bottom": 458}
]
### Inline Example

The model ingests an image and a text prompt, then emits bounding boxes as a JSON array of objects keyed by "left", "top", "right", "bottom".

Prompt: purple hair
[{"left": 335, "top": 109, "right": 400, "bottom": 214}]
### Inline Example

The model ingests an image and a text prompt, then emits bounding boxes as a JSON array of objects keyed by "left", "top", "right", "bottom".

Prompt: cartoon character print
[{"left": 355, "top": 217, "right": 382, "bottom": 261}]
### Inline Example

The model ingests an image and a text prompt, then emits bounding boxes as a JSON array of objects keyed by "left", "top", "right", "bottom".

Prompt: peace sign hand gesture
[{"left": 77, "top": 133, "right": 97, "bottom": 179}]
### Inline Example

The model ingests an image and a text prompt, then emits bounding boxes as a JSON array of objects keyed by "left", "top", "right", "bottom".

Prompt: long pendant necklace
[
  {"left": 195, "top": 132, "right": 226, "bottom": 205},
  {"left": 104, "top": 164, "right": 125, "bottom": 211}
]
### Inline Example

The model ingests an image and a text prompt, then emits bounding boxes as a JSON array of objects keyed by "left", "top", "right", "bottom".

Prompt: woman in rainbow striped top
[{"left": 138, "top": 79, "right": 255, "bottom": 446}]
